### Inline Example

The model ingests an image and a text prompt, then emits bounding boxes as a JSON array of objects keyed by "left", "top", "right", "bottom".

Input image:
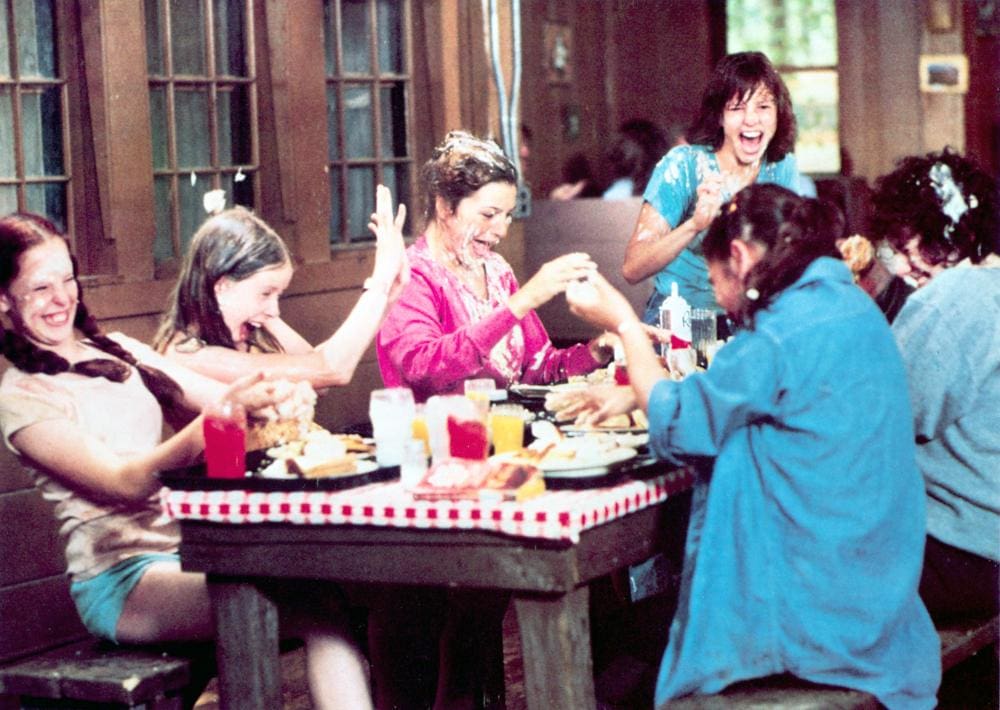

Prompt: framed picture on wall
[
  {"left": 919, "top": 54, "right": 969, "bottom": 94},
  {"left": 544, "top": 23, "right": 573, "bottom": 84}
]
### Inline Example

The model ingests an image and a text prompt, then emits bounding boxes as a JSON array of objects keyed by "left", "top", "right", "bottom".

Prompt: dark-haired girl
[
  {"left": 564, "top": 184, "right": 939, "bottom": 708},
  {"left": 872, "top": 149, "right": 999, "bottom": 620},
  {"left": 0, "top": 213, "right": 374, "bottom": 710},
  {"left": 623, "top": 51, "right": 803, "bottom": 319},
  {"left": 376, "top": 130, "right": 616, "bottom": 402}
]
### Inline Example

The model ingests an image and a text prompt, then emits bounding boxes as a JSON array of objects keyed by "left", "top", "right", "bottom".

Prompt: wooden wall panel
[
  {"left": 0, "top": 491, "right": 65, "bottom": 586},
  {"left": 0, "top": 446, "right": 31, "bottom": 494},
  {"left": 0, "top": 578, "right": 86, "bottom": 663}
]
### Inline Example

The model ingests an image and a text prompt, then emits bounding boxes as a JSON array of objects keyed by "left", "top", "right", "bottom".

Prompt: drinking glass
[
  {"left": 369, "top": 387, "right": 416, "bottom": 466},
  {"left": 426, "top": 394, "right": 489, "bottom": 462},
  {"left": 490, "top": 404, "right": 527, "bottom": 454},
  {"left": 203, "top": 400, "right": 247, "bottom": 479},
  {"left": 463, "top": 378, "right": 496, "bottom": 412},
  {"left": 690, "top": 308, "right": 718, "bottom": 368}
]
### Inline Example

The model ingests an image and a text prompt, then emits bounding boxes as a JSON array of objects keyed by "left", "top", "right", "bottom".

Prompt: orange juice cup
[
  {"left": 490, "top": 404, "right": 527, "bottom": 455},
  {"left": 411, "top": 405, "right": 430, "bottom": 455}
]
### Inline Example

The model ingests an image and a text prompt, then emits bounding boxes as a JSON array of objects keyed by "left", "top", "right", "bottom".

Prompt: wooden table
[{"left": 170, "top": 463, "right": 694, "bottom": 709}]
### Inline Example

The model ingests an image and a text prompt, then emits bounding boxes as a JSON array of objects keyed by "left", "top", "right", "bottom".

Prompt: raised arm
[
  {"left": 162, "top": 185, "right": 409, "bottom": 388},
  {"left": 621, "top": 175, "right": 723, "bottom": 284}
]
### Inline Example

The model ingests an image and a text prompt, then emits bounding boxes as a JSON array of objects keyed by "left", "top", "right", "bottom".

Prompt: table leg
[
  {"left": 208, "top": 578, "right": 282, "bottom": 710},
  {"left": 513, "top": 585, "right": 595, "bottom": 710}
]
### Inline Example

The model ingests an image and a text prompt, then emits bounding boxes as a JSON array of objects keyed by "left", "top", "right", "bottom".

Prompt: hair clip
[{"left": 745, "top": 287, "right": 760, "bottom": 301}]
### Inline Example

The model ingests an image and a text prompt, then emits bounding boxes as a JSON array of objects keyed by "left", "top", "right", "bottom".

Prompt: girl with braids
[
  {"left": 0, "top": 213, "right": 374, "bottom": 710},
  {"left": 559, "top": 184, "right": 939, "bottom": 708},
  {"left": 871, "top": 149, "right": 999, "bottom": 620},
  {"left": 154, "top": 184, "right": 408, "bottom": 388}
]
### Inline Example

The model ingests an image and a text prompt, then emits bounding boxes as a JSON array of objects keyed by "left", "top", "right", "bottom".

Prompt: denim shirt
[{"left": 647, "top": 258, "right": 939, "bottom": 708}]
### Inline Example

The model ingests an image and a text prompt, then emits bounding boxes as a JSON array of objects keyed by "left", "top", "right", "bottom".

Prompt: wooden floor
[
  {"left": 192, "top": 606, "right": 998, "bottom": 710},
  {"left": 193, "top": 604, "right": 528, "bottom": 709}
]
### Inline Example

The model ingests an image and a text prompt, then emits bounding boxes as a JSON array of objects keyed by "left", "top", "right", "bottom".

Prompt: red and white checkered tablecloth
[{"left": 162, "top": 468, "right": 694, "bottom": 543}]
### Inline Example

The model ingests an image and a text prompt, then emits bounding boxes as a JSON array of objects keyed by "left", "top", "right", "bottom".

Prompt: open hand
[
  {"left": 510, "top": 252, "right": 596, "bottom": 317},
  {"left": 368, "top": 184, "right": 410, "bottom": 299},
  {"left": 565, "top": 271, "right": 636, "bottom": 333}
]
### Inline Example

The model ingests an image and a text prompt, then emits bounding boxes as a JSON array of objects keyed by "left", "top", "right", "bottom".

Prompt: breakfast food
[
  {"left": 839, "top": 234, "right": 875, "bottom": 280},
  {"left": 246, "top": 381, "right": 319, "bottom": 451},
  {"left": 410, "top": 458, "right": 544, "bottom": 502},
  {"left": 258, "top": 429, "right": 368, "bottom": 479}
]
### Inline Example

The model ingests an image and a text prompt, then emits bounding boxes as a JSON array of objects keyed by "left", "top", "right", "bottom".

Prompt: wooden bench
[
  {"left": 659, "top": 614, "right": 999, "bottom": 709},
  {"left": 0, "top": 638, "right": 215, "bottom": 709}
]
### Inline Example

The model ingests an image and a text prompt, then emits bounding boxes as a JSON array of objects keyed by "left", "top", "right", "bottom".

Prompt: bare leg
[
  {"left": 115, "top": 561, "right": 214, "bottom": 642},
  {"left": 117, "top": 562, "right": 373, "bottom": 710}
]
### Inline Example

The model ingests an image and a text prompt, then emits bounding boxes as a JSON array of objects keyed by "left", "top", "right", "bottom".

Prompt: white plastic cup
[{"left": 369, "top": 387, "right": 416, "bottom": 467}]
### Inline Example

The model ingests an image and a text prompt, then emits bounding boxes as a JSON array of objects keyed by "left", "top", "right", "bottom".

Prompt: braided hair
[
  {"left": 0, "top": 213, "right": 182, "bottom": 410},
  {"left": 702, "top": 184, "right": 845, "bottom": 327}
]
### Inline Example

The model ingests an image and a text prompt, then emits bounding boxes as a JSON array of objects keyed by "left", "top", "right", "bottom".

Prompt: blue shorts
[{"left": 69, "top": 553, "right": 179, "bottom": 643}]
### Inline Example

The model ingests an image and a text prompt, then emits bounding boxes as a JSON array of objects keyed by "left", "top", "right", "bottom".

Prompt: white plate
[
  {"left": 510, "top": 382, "right": 587, "bottom": 398},
  {"left": 257, "top": 458, "right": 378, "bottom": 479},
  {"left": 495, "top": 446, "right": 637, "bottom": 478}
]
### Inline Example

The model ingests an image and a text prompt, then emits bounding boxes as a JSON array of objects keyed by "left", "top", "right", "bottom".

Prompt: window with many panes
[
  {"left": 0, "top": 0, "right": 68, "bottom": 230},
  {"left": 727, "top": 0, "right": 840, "bottom": 174},
  {"left": 145, "top": 0, "right": 257, "bottom": 270},
  {"left": 324, "top": 0, "right": 412, "bottom": 245}
]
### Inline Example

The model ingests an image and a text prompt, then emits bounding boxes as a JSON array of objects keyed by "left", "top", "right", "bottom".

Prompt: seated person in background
[
  {"left": 837, "top": 233, "right": 913, "bottom": 323},
  {"left": 562, "top": 184, "right": 939, "bottom": 708},
  {"left": 376, "top": 130, "right": 617, "bottom": 403},
  {"left": 0, "top": 213, "right": 373, "bottom": 710},
  {"left": 622, "top": 51, "right": 803, "bottom": 320},
  {"left": 870, "top": 148, "right": 999, "bottom": 620},
  {"left": 154, "top": 186, "right": 408, "bottom": 388},
  {"left": 602, "top": 118, "right": 670, "bottom": 200}
]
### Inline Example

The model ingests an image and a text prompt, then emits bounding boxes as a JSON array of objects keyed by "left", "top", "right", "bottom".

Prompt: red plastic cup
[
  {"left": 613, "top": 363, "right": 630, "bottom": 385},
  {"left": 447, "top": 415, "right": 489, "bottom": 460},
  {"left": 203, "top": 401, "right": 247, "bottom": 479}
]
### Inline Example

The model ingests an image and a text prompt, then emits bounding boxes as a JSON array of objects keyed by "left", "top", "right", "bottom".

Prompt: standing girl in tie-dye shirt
[{"left": 622, "top": 51, "right": 803, "bottom": 320}]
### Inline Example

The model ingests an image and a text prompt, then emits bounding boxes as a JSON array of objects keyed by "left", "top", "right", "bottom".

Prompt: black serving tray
[
  {"left": 159, "top": 449, "right": 399, "bottom": 492},
  {"left": 542, "top": 453, "right": 665, "bottom": 490}
]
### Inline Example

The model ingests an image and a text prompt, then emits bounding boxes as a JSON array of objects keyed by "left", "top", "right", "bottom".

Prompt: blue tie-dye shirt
[{"left": 640, "top": 144, "right": 801, "bottom": 320}]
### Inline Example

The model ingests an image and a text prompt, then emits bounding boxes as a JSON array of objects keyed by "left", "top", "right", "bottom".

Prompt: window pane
[
  {"left": 222, "top": 169, "right": 253, "bottom": 209},
  {"left": 727, "top": 0, "right": 836, "bottom": 67},
  {"left": 145, "top": 0, "right": 165, "bottom": 74},
  {"left": 214, "top": 0, "right": 246, "bottom": 77},
  {"left": 0, "top": 1, "right": 10, "bottom": 78},
  {"left": 384, "top": 162, "right": 409, "bottom": 229},
  {"left": 344, "top": 85, "right": 372, "bottom": 159},
  {"left": 784, "top": 69, "right": 840, "bottom": 173},
  {"left": 149, "top": 86, "right": 168, "bottom": 169},
  {"left": 323, "top": 0, "right": 336, "bottom": 75},
  {"left": 175, "top": 87, "right": 211, "bottom": 168},
  {"left": 153, "top": 176, "right": 175, "bottom": 265},
  {"left": 171, "top": 0, "right": 206, "bottom": 75},
  {"left": 217, "top": 84, "right": 251, "bottom": 165},
  {"left": 341, "top": 0, "right": 371, "bottom": 74},
  {"left": 25, "top": 181, "right": 64, "bottom": 230},
  {"left": 21, "top": 87, "right": 63, "bottom": 177},
  {"left": 328, "top": 168, "right": 342, "bottom": 242},
  {"left": 326, "top": 85, "right": 339, "bottom": 160},
  {"left": 179, "top": 176, "right": 206, "bottom": 253},
  {"left": 380, "top": 83, "right": 406, "bottom": 158},
  {"left": 376, "top": 0, "right": 403, "bottom": 74},
  {"left": 0, "top": 186, "right": 16, "bottom": 215},
  {"left": 15, "top": 0, "right": 57, "bottom": 78},
  {"left": 347, "top": 166, "right": 374, "bottom": 241},
  {"left": 0, "top": 90, "right": 15, "bottom": 177}
]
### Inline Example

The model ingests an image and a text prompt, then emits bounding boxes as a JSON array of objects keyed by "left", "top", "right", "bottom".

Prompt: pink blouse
[{"left": 376, "top": 236, "right": 600, "bottom": 401}]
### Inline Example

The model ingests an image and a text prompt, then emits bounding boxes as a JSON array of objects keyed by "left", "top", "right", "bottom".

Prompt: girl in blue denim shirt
[{"left": 565, "top": 184, "right": 939, "bottom": 709}]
